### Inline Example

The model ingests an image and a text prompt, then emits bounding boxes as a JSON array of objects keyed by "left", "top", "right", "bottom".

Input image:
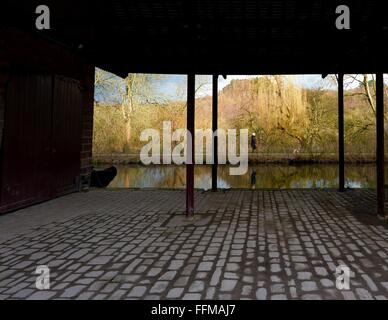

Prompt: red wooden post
[
  {"left": 376, "top": 72, "right": 385, "bottom": 217},
  {"left": 338, "top": 73, "right": 345, "bottom": 192},
  {"left": 186, "top": 74, "right": 195, "bottom": 216},
  {"left": 212, "top": 74, "right": 218, "bottom": 192}
]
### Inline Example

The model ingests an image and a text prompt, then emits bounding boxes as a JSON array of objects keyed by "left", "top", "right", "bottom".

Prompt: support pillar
[
  {"left": 186, "top": 74, "right": 195, "bottom": 216},
  {"left": 338, "top": 73, "right": 345, "bottom": 192},
  {"left": 212, "top": 74, "right": 218, "bottom": 191},
  {"left": 376, "top": 72, "right": 385, "bottom": 217}
]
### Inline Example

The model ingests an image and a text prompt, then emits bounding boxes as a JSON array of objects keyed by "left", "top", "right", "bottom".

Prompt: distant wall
[{"left": 93, "top": 152, "right": 382, "bottom": 165}]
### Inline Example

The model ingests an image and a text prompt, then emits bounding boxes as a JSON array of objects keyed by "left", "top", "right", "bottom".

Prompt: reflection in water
[
  {"left": 105, "top": 164, "right": 384, "bottom": 189},
  {"left": 250, "top": 171, "right": 257, "bottom": 189}
]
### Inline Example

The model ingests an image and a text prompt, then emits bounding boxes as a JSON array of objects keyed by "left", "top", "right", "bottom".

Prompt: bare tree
[
  {"left": 95, "top": 69, "right": 165, "bottom": 152},
  {"left": 344, "top": 74, "right": 376, "bottom": 115}
]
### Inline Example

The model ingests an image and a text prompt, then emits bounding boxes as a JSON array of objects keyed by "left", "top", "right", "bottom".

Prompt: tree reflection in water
[{"left": 105, "top": 164, "right": 383, "bottom": 190}]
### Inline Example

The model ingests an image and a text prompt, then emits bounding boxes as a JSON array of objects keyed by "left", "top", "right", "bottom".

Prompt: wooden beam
[
  {"left": 376, "top": 72, "right": 385, "bottom": 217},
  {"left": 212, "top": 74, "right": 218, "bottom": 192},
  {"left": 338, "top": 73, "right": 345, "bottom": 192},
  {"left": 186, "top": 74, "right": 195, "bottom": 216}
]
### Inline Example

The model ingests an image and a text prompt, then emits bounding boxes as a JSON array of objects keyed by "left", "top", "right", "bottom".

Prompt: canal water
[{"left": 105, "top": 164, "right": 385, "bottom": 189}]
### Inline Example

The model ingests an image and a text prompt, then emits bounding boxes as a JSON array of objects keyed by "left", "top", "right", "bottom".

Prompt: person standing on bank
[{"left": 251, "top": 133, "right": 257, "bottom": 152}]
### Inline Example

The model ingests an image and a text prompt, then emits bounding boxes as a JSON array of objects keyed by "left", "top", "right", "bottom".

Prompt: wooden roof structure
[
  {"left": 1, "top": 1, "right": 387, "bottom": 217},
  {"left": 3, "top": 0, "right": 388, "bottom": 77}
]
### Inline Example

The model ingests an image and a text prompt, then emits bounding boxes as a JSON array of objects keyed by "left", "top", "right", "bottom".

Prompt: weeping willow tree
[
  {"left": 272, "top": 76, "right": 312, "bottom": 151},
  {"left": 224, "top": 75, "right": 311, "bottom": 153}
]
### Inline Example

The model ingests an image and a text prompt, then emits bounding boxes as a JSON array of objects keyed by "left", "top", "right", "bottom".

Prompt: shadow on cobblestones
[{"left": 0, "top": 189, "right": 388, "bottom": 300}]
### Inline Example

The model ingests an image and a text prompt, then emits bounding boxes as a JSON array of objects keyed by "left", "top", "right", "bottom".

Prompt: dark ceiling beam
[{"left": 3, "top": 0, "right": 387, "bottom": 76}]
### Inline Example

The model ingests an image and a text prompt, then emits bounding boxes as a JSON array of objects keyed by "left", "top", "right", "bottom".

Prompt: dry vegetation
[{"left": 93, "top": 71, "right": 387, "bottom": 161}]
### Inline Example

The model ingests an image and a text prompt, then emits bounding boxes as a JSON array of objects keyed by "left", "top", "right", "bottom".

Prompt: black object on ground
[{"left": 90, "top": 166, "right": 117, "bottom": 188}]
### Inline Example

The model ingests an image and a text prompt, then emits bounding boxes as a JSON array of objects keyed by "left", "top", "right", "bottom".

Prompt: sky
[
  {"left": 95, "top": 70, "right": 387, "bottom": 104},
  {"left": 149, "top": 74, "right": 332, "bottom": 101},
  {"left": 154, "top": 74, "right": 388, "bottom": 99},
  {"left": 150, "top": 75, "right": 329, "bottom": 100}
]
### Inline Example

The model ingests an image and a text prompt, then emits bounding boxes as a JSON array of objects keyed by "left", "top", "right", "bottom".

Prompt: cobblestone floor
[{"left": 1, "top": 189, "right": 388, "bottom": 300}]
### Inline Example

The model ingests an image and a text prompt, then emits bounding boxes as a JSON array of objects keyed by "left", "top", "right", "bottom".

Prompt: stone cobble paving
[{"left": 0, "top": 189, "right": 388, "bottom": 300}]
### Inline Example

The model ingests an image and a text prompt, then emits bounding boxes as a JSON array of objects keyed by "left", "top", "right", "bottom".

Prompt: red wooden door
[
  {"left": 0, "top": 74, "right": 52, "bottom": 211},
  {"left": 50, "top": 75, "right": 83, "bottom": 196},
  {"left": 0, "top": 74, "right": 83, "bottom": 213}
]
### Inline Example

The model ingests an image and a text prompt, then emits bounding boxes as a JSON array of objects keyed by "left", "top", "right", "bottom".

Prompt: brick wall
[{"left": 79, "top": 64, "right": 95, "bottom": 191}]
